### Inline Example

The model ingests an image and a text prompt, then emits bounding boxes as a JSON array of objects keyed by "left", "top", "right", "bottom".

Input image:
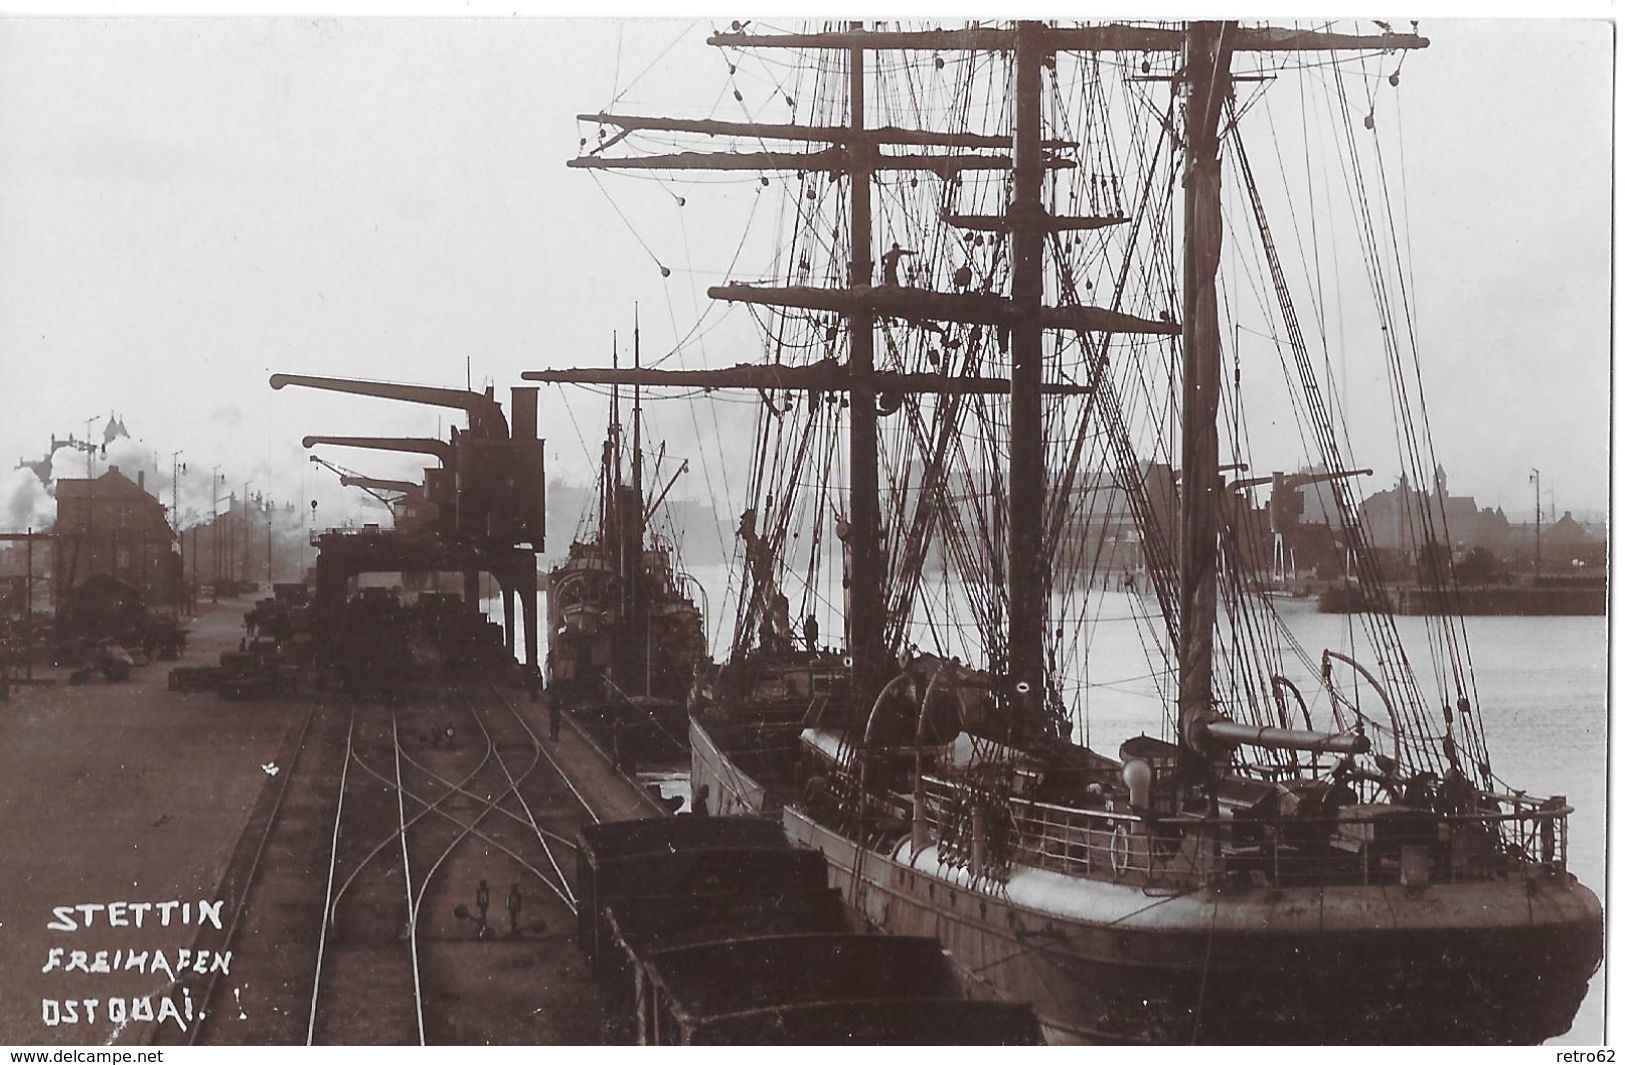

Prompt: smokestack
[
  {"left": 138, "top": 470, "right": 145, "bottom": 492},
  {"left": 511, "top": 387, "right": 538, "bottom": 442}
]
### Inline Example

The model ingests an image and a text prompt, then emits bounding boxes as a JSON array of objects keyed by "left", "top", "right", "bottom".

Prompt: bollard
[{"left": 506, "top": 883, "right": 522, "bottom": 937}]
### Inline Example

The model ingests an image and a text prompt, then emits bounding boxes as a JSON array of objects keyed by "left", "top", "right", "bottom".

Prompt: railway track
[
  {"left": 146, "top": 696, "right": 345, "bottom": 1047},
  {"left": 175, "top": 674, "right": 615, "bottom": 1045}
]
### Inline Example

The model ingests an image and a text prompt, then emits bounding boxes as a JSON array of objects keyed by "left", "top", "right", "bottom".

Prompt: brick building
[{"left": 51, "top": 465, "right": 182, "bottom": 608}]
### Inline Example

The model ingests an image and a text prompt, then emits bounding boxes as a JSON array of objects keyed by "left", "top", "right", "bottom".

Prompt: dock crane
[
  {"left": 307, "top": 454, "right": 422, "bottom": 514},
  {"left": 272, "top": 373, "right": 545, "bottom": 668}
]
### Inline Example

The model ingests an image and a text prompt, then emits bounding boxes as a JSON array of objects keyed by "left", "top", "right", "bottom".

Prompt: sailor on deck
[{"left": 881, "top": 242, "right": 915, "bottom": 286}]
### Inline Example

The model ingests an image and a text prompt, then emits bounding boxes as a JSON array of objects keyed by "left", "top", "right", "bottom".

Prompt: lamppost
[
  {"left": 241, "top": 480, "right": 254, "bottom": 583},
  {"left": 210, "top": 465, "right": 222, "bottom": 586},
  {"left": 169, "top": 451, "right": 186, "bottom": 608},
  {"left": 169, "top": 451, "right": 186, "bottom": 527},
  {"left": 83, "top": 415, "right": 102, "bottom": 578},
  {"left": 83, "top": 415, "right": 102, "bottom": 479},
  {"left": 1529, "top": 468, "right": 1542, "bottom": 578}
]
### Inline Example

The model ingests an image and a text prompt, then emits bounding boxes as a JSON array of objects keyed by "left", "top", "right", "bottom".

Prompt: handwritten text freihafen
[{"left": 39, "top": 899, "right": 230, "bottom": 1035}]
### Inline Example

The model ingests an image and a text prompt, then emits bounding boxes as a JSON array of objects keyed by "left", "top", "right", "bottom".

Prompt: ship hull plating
[
  {"left": 693, "top": 721, "right": 1601, "bottom": 1045},
  {"left": 785, "top": 809, "right": 1600, "bottom": 1045}
]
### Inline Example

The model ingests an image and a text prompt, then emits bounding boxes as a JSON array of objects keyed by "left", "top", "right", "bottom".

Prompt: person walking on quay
[{"left": 546, "top": 685, "right": 562, "bottom": 742}]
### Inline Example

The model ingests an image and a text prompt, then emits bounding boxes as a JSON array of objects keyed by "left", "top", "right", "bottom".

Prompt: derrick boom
[
  {"left": 338, "top": 475, "right": 423, "bottom": 497},
  {"left": 269, "top": 373, "right": 508, "bottom": 439},
  {"left": 300, "top": 435, "right": 454, "bottom": 465}
]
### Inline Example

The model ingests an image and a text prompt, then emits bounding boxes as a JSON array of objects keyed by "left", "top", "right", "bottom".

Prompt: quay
[{"left": 0, "top": 596, "right": 664, "bottom": 1045}]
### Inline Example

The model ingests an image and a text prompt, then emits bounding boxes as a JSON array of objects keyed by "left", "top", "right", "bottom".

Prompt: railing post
[
  {"left": 970, "top": 803, "right": 986, "bottom": 877},
  {"left": 1540, "top": 797, "right": 1563, "bottom": 872},
  {"left": 911, "top": 789, "right": 929, "bottom": 855}
]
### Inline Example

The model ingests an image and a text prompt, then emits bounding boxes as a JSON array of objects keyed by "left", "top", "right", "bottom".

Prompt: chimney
[
  {"left": 138, "top": 470, "right": 145, "bottom": 492},
  {"left": 511, "top": 387, "right": 538, "bottom": 441}
]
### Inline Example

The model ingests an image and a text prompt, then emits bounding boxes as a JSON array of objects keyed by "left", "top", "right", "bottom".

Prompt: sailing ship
[
  {"left": 546, "top": 318, "right": 707, "bottom": 767},
  {"left": 535, "top": 20, "right": 1603, "bottom": 1044}
]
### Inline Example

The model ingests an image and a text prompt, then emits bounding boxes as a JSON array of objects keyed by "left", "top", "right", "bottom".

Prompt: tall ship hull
[
  {"left": 792, "top": 809, "right": 1597, "bottom": 1045},
  {"left": 692, "top": 713, "right": 1598, "bottom": 1044}
]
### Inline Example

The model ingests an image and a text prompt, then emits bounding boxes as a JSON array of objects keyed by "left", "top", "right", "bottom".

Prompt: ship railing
[
  {"left": 917, "top": 776, "right": 1572, "bottom": 887},
  {"left": 1003, "top": 791, "right": 1205, "bottom": 884},
  {"left": 918, "top": 776, "right": 1204, "bottom": 885},
  {"left": 1214, "top": 797, "right": 1572, "bottom": 886}
]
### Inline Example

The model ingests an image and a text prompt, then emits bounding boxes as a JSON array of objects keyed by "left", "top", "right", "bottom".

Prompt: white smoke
[
  {"left": 43, "top": 434, "right": 238, "bottom": 532},
  {"left": 0, "top": 466, "right": 56, "bottom": 533},
  {"left": 21, "top": 417, "right": 411, "bottom": 539},
  {"left": 46, "top": 436, "right": 161, "bottom": 490}
]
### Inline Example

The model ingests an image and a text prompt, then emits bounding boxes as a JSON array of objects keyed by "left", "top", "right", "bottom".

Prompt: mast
[
  {"left": 1006, "top": 20, "right": 1047, "bottom": 742},
  {"left": 1177, "top": 21, "right": 1235, "bottom": 761},
  {"left": 631, "top": 308, "right": 647, "bottom": 696},
  {"left": 846, "top": 28, "right": 885, "bottom": 717},
  {"left": 611, "top": 333, "right": 627, "bottom": 632},
  {"left": 600, "top": 334, "right": 616, "bottom": 549},
  {"left": 633, "top": 308, "right": 644, "bottom": 518},
  {"left": 611, "top": 332, "right": 622, "bottom": 500}
]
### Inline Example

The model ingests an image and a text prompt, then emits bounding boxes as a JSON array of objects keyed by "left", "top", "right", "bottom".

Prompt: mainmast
[
  {"left": 1006, "top": 21, "right": 1046, "bottom": 741},
  {"left": 844, "top": 28, "right": 884, "bottom": 723}
]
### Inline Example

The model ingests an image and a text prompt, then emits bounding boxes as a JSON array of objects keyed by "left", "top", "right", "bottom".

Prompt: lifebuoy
[{"left": 1109, "top": 823, "right": 1131, "bottom": 878}]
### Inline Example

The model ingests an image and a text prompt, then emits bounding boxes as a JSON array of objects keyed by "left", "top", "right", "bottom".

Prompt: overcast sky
[{"left": 0, "top": 16, "right": 1611, "bottom": 539}]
